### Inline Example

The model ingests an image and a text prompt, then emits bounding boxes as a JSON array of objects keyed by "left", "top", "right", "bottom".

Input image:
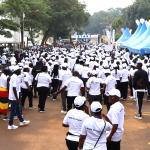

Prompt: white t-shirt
[
  {"left": 59, "top": 69, "right": 72, "bottom": 89},
  {"left": 107, "top": 101, "right": 125, "bottom": 142},
  {"left": 0, "top": 73, "right": 8, "bottom": 88},
  {"left": 9, "top": 74, "right": 20, "bottom": 100},
  {"left": 63, "top": 108, "right": 89, "bottom": 142},
  {"left": 146, "top": 68, "right": 150, "bottom": 82},
  {"left": 74, "top": 64, "right": 83, "bottom": 75},
  {"left": 81, "top": 116, "right": 112, "bottom": 150},
  {"left": 97, "top": 69, "right": 106, "bottom": 80},
  {"left": 104, "top": 75, "right": 117, "bottom": 96},
  {"left": 111, "top": 69, "right": 122, "bottom": 81},
  {"left": 81, "top": 66, "right": 91, "bottom": 79},
  {"left": 86, "top": 76, "right": 104, "bottom": 95},
  {"left": 35, "top": 72, "right": 51, "bottom": 88},
  {"left": 21, "top": 72, "right": 33, "bottom": 89},
  {"left": 65, "top": 76, "right": 84, "bottom": 96},
  {"left": 120, "top": 69, "right": 129, "bottom": 82}
]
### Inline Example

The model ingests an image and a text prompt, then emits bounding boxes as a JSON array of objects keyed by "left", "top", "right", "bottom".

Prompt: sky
[{"left": 79, "top": 0, "right": 135, "bottom": 15}]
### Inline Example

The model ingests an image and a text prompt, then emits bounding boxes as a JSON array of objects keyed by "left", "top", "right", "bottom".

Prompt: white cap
[
  {"left": 14, "top": 65, "right": 20, "bottom": 71},
  {"left": 109, "top": 88, "right": 121, "bottom": 98},
  {"left": 24, "top": 65, "right": 29, "bottom": 68},
  {"left": 91, "top": 70, "right": 97, "bottom": 75},
  {"left": 91, "top": 101, "right": 102, "bottom": 113},
  {"left": 74, "top": 96, "right": 86, "bottom": 107},
  {"left": 104, "top": 69, "right": 110, "bottom": 74},
  {"left": 62, "top": 63, "right": 68, "bottom": 68}
]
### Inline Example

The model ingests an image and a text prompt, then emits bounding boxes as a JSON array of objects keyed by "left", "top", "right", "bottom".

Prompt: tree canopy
[
  {"left": 0, "top": 0, "right": 88, "bottom": 45},
  {"left": 84, "top": 0, "right": 150, "bottom": 38}
]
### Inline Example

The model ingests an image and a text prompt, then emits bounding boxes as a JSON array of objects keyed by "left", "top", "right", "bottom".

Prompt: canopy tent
[
  {"left": 124, "top": 22, "right": 147, "bottom": 49},
  {"left": 119, "top": 23, "right": 142, "bottom": 46},
  {"left": 117, "top": 28, "right": 131, "bottom": 43},
  {"left": 118, "top": 19, "right": 150, "bottom": 55}
]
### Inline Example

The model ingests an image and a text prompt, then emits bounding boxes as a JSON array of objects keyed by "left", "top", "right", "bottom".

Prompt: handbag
[{"left": 92, "top": 120, "right": 106, "bottom": 150}]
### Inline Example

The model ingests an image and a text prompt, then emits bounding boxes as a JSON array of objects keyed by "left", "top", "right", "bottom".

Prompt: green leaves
[{"left": 0, "top": 0, "right": 88, "bottom": 43}]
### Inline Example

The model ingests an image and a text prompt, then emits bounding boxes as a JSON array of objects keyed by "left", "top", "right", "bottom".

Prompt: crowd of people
[{"left": 0, "top": 43, "right": 149, "bottom": 149}]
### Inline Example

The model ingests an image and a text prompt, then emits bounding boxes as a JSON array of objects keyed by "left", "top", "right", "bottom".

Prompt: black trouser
[
  {"left": 61, "top": 90, "right": 67, "bottom": 111},
  {"left": 66, "top": 139, "right": 78, "bottom": 150},
  {"left": 51, "top": 79, "right": 60, "bottom": 99},
  {"left": 107, "top": 141, "right": 120, "bottom": 150},
  {"left": 21, "top": 88, "right": 33, "bottom": 107},
  {"left": 129, "top": 78, "right": 133, "bottom": 96},
  {"left": 33, "top": 80, "right": 38, "bottom": 97},
  {"left": 37, "top": 87, "right": 49, "bottom": 111},
  {"left": 81, "top": 78, "right": 88, "bottom": 87},
  {"left": 120, "top": 82, "right": 128, "bottom": 99},
  {"left": 66, "top": 96, "right": 76, "bottom": 111},
  {"left": 88, "top": 94, "right": 102, "bottom": 104},
  {"left": 104, "top": 95, "right": 110, "bottom": 111},
  {"left": 116, "top": 80, "right": 121, "bottom": 91},
  {"left": 147, "top": 82, "right": 150, "bottom": 96},
  {"left": 137, "top": 91, "right": 144, "bottom": 116}
]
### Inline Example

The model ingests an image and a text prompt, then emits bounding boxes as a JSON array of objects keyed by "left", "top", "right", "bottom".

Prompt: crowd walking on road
[{"left": 0, "top": 43, "right": 150, "bottom": 149}]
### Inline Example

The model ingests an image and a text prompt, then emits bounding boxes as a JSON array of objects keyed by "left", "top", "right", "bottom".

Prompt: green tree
[
  {"left": 41, "top": 0, "right": 89, "bottom": 44},
  {"left": 2, "top": 0, "right": 49, "bottom": 46},
  {"left": 84, "top": 8, "right": 122, "bottom": 34},
  {"left": 0, "top": 5, "right": 18, "bottom": 38},
  {"left": 113, "top": 0, "right": 150, "bottom": 31}
]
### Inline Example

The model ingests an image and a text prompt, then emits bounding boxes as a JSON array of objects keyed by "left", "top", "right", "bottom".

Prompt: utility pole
[{"left": 21, "top": 12, "right": 25, "bottom": 49}]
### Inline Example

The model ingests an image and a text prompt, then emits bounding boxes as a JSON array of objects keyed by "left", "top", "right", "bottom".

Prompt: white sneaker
[
  {"left": 19, "top": 120, "right": 30, "bottom": 126},
  {"left": 134, "top": 115, "right": 142, "bottom": 120},
  {"left": 61, "top": 110, "right": 67, "bottom": 114},
  {"left": 8, "top": 125, "right": 18, "bottom": 130}
]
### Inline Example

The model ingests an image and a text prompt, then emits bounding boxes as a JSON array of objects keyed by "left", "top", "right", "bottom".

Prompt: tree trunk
[
  {"left": 41, "top": 30, "right": 50, "bottom": 45},
  {"left": 20, "top": 18, "right": 24, "bottom": 49},
  {"left": 29, "top": 28, "right": 35, "bottom": 46}
]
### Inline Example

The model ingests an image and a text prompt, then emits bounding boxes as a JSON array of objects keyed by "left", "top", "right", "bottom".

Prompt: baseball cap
[
  {"left": 74, "top": 96, "right": 86, "bottom": 107},
  {"left": 109, "top": 88, "right": 121, "bottom": 98},
  {"left": 62, "top": 63, "right": 68, "bottom": 68},
  {"left": 91, "top": 101, "right": 102, "bottom": 113}
]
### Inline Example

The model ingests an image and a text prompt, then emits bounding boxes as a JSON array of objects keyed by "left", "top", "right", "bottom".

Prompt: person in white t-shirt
[
  {"left": 55, "top": 71, "right": 84, "bottom": 111},
  {"left": 21, "top": 66, "right": 33, "bottom": 109},
  {"left": 103, "top": 70, "right": 117, "bottom": 111},
  {"left": 63, "top": 96, "right": 89, "bottom": 150},
  {"left": 35, "top": 66, "right": 51, "bottom": 112},
  {"left": 59, "top": 63, "right": 72, "bottom": 113},
  {"left": 104, "top": 89, "right": 125, "bottom": 150},
  {"left": 80, "top": 63, "right": 91, "bottom": 86},
  {"left": 86, "top": 70, "right": 104, "bottom": 104},
  {"left": 120, "top": 64, "right": 130, "bottom": 100},
  {"left": 8, "top": 67, "right": 30, "bottom": 130},
  {"left": 79, "top": 101, "right": 112, "bottom": 150}
]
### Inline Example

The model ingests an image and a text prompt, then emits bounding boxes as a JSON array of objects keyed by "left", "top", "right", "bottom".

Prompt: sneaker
[
  {"left": 19, "top": 120, "right": 30, "bottom": 126},
  {"left": 3, "top": 116, "right": 9, "bottom": 121},
  {"left": 14, "top": 116, "right": 18, "bottom": 120},
  {"left": 134, "top": 114, "right": 142, "bottom": 120},
  {"left": 8, "top": 125, "right": 18, "bottom": 130},
  {"left": 29, "top": 107, "right": 33, "bottom": 110},
  {"left": 39, "top": 110, "right": 45, "bottom": 113},
  {"left": 61, "top": 110, "right": 67, "bottom": 114}
]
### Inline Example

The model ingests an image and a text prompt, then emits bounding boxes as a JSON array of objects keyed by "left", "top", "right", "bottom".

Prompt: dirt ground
[{"left": 0, "top": 96, "right": 150, "bottom": 150}]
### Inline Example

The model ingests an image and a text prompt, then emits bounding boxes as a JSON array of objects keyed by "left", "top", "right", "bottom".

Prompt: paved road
[{"left": 0, "top": 96, "right": 150, "bottom": 150}]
